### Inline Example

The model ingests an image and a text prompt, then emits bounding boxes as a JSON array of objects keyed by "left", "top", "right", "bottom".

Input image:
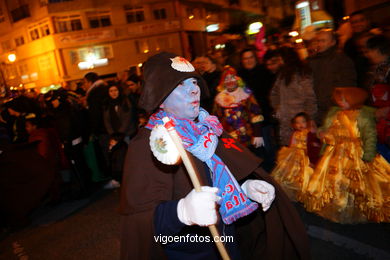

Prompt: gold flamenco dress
[
  {"left": 271, "top": 129, "right": 313, "bottom": 201},
  {"left": 301, "top": 110, "right": 390, "bottom": 223}
]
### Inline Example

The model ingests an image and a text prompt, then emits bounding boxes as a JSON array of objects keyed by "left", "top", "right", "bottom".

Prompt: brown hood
[{"left": 139, "top": 52, "right": 209, "bottom": 112}]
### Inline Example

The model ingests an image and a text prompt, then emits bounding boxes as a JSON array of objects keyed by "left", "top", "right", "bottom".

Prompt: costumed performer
[
  {"left": 301, "top": 87, "right": 390, "bottom": 224},
  {"left": 271, "top": 112, "right": 321, "bottom": 201},
  {"left": 119, "top": 52, "right": 310, "bottom": 260},
  {"left": 213, "top": 66, "right": 265, "bottom": 151}
]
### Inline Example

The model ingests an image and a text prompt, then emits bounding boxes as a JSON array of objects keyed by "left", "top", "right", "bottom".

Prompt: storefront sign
[{"left": 59, "top": 30, "right": 115, "bottom": 44}]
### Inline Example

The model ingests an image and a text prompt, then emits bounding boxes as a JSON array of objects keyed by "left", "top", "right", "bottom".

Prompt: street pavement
[{"left": 0, "top": 189, "right": 389, "bottom": 260}]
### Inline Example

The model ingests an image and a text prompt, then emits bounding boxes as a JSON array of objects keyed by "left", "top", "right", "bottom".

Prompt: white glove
[
  {"left": 252, "top": 137, "right": 265, "bottom": 148},
  {"left": 241, "top": 180, "right": 275, "bottom": 211},
  {"left": 177, "top": 186, "right": 220, "bottom": 226}
]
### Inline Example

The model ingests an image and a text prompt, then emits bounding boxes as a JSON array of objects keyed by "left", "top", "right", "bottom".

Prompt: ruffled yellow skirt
[
  {"left": 300, "top": 144, "right": 390, "bottom": 224},
  {"left": 271, "top": 146, "right": 313, "bottom": 201}
]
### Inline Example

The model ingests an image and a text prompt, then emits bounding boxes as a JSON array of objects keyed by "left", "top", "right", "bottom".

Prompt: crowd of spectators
[{"left": 1, "top": 10, "right": 389, "bottom": 230}]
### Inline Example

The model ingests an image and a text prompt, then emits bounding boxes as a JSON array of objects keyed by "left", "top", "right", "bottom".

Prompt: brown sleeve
[
  {"left": 249, "top": 168, "right": 311, "bottom": 260},
  {"left": 119, "top": 128, "right": 177, "bottom": 260}
]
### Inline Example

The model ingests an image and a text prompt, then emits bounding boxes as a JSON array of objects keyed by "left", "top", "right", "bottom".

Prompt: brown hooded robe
[{"left": 119, "top": 128, "right": 310, "bottom": 260}]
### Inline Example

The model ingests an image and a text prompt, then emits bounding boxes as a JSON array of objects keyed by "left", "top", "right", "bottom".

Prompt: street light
[
  {"left": 8, "top": 53, "right": 16, "bottom": 63},
  {"left": 247, "top": 22, "right": 263, "bottom": 35},
  {"left": 0, "top": 64, "right": 7, "bottom": 97},
  {"left": 0, "top": 52, "right": 17, "bottom": 96}
]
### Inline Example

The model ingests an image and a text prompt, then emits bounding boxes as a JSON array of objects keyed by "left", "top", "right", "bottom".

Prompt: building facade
[{"left": 0, "top": 0, "right": 264, "bottom": 91}]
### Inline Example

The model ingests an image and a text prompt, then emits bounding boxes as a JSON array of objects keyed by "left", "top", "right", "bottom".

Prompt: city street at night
[{"left": 1, "top": 0, "right": 389, "bottom": 259}]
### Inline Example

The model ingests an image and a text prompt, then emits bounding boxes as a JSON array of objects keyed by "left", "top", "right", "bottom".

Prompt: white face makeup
[
  {"left": 224, "top": 74, "right": 238, "bottom": 92},
  {"left": 161, "top": 77, "right": 201, "bottom": 120}
]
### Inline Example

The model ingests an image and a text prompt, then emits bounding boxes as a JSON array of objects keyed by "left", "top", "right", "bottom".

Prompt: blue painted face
[{"left": 161, "top": 77, "right": 200, "bottom": 120}]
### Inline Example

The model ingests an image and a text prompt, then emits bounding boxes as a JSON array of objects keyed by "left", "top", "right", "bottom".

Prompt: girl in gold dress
[
  {"left": 271, "top": 113, "right": 321, "bottom": 201},
  {"left": 301, "top": 88, "right": 390, "bottom": 223}
]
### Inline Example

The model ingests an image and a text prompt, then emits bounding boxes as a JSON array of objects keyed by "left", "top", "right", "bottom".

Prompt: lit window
[
  {"left": 28, "top": 20, "right": 51, "bottom": 41},
  {"left": 87, "top": 11, "right": 112, "bottom": 28},
  {"left": 15, "top": 36, "right": 25, "bottom": 47},
  {"left": 40, "top": 24, "right": 51, "bottom": 36},
  {"left": 30, "top": 29, "right": 40, "bottom": 40},
  {"left": 135, "top": 39, "right": 150, "bottom": 54},
  {"left": 153, "top": 8, "right": 167, "bottom": 20},
  {"left": 70, "top": 45, "right": 113, "bottom": 69},
  {"left": 71, "top": 19, "right": 82, "bottom": 30},
  {"left": 124, "top": 6, "right": 145, "bottom": 24},
  {"left": 55, "top": 15, "right": 82, "bottom": 33}
]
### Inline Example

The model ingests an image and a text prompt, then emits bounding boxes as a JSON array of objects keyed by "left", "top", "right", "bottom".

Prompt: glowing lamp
[
  {"left": 8, "top": 53, "right": 16, "bottom": 63},
  {"left": 206, "top": 24, "right": 219, "bottom": 32},
  {"left": 247, "top": 22, "right": 263, "bottom": 35}
]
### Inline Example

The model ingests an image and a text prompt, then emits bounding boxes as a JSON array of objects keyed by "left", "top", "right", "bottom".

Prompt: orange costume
[
  {"left": 271, "top": 129, "right": 314, "bottom": 201},
  {"left": 300, "top": 88, "right": 390, "bottom": 223}
]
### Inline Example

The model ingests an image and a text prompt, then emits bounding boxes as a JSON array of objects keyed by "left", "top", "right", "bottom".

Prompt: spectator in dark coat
[
  {"left": 343, "top": 11, "right": 374, "bottom": 88},
  {"left": 200, "top": 56, "right": 221, "bottom": 113},
  {"left": 84, "top": 72, "right": 108, "bottom": 136},
  {"left": 238, "top": 48, "right": 275, "bottom": 123},
  {"left": 45, "top": 90, "right": 90, "bottom": 194},
  {"left": 124, "top": 74, "right": 147, "bottom": 127},
  {"left": 4, "top": 97, "right": 33, "bottom": 143},
  {"left": 25, "top": 114, "right": 62, "bottom": 203},
  {"left": 238, "top": 48, "right": 280, "bottom": 171},
  {"left": 103, "top": 83, "right": 137, "bottom": 139},
  {"left": 308, "top": 29, "right": 357, "bottom": 123},
  {"left": 103, "top": 83, "right": 138, "bottom": 188}
]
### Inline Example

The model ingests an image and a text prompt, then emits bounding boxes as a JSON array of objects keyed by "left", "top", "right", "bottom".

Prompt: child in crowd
[
  {"left": 271, "top": 112, "right": 321, "bottom": 200},
  {"left": 301, "top": 87, "right": 390, "bottom": 223}
]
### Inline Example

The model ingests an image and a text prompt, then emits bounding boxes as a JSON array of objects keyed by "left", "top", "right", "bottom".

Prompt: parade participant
[
  {"left": 119, "top": 52, "right": 310, "bottom": 260},
  {"left": 301, "top": 87, "right": 390, "bottom": 224},
  {"left": 271, "top": 112, "right": 321, "bottom": 201},
  {"left": 213, "top": 66, "right": 264, "bottom": 150}
]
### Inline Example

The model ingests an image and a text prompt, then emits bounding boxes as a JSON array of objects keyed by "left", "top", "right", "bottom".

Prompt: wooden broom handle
[{"left": 162, "top": 117, "right": 231, "bottom": 260}]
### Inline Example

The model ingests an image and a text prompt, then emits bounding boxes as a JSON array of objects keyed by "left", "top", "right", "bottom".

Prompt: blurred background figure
[
  {"left": 238, "top": 47, "right": 278, "bottom": 170},
  {"left": 308, "top": 29, "right": 356, "bottom": 124},
  {"left": 343, "top": 11, "right": 379, "bottom": 88},
  {"left": 102, "top": 82, "right": 138, "bottom": 188},
  {"left": 191, "top": 56, "right": 207, "bottom": 75},
  {"left": 364, "top": 35, "right": 390, "bottom": 162},
  {"left": 83, "top": 72, "right": 108, "bottom": 137},
  {"left": 124, "top": 74, "right": 147, "bottom": 127},
  {"left": 270, "top": 47, "right": 317, "bottom": 146},
  {"left": 200, "top": 55, "right": 221, "bottom": 113}
]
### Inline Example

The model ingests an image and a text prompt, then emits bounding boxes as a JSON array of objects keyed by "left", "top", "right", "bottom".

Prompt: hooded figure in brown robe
[{"left": 119, "top": 52, "right": 310, "bottom": 260}]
